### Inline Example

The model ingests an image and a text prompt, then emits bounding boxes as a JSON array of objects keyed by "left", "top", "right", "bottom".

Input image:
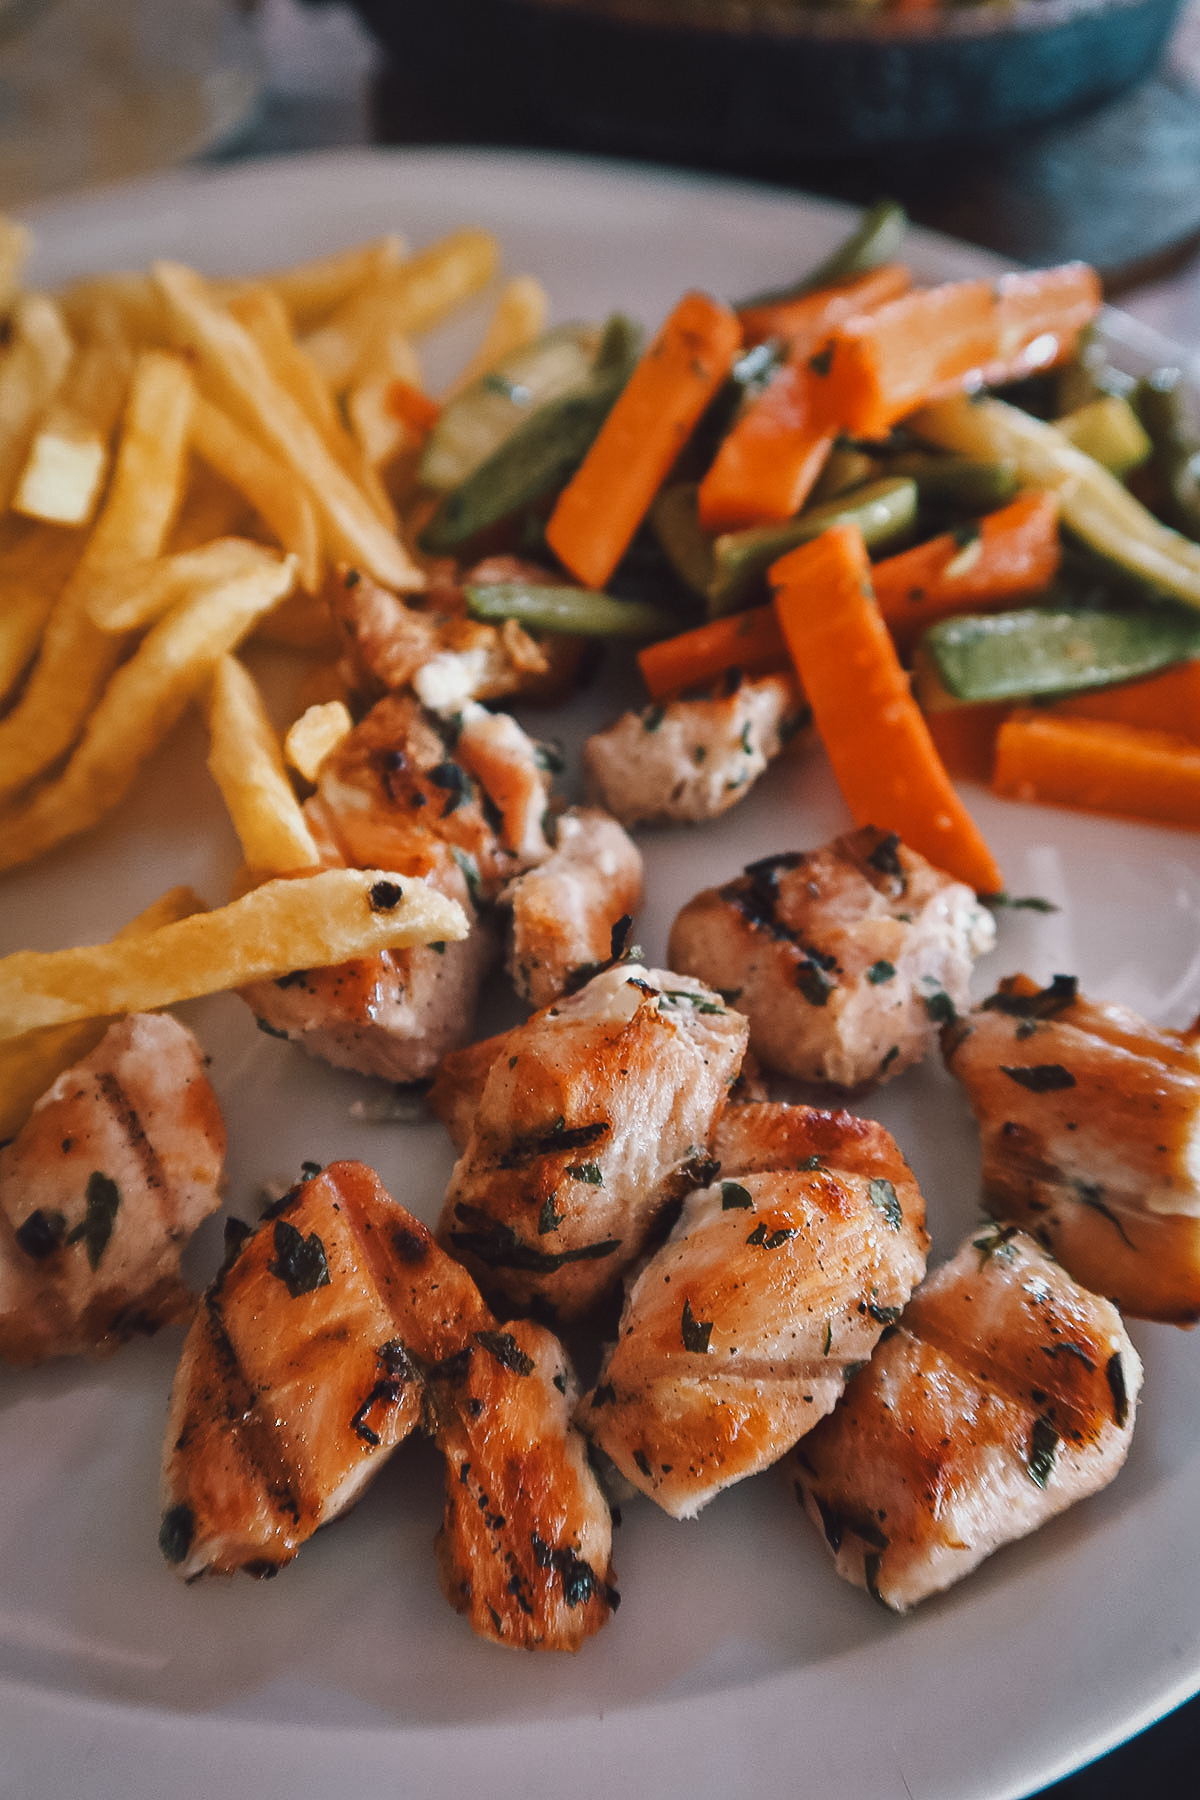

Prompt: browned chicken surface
[
  {"left": 944, "top": 972, "right": 1200, "bottom": 1323},
  {"left": 500, "top": 806, "right": 644, "bottom": 1009},
  {"left": 161, "top": 1159, "right": 616, "bottom": 1650},
  {"left": 240, "top": 686, "right": 557, "bottom": 1079},
  {"left": 583, "top": 671, "right": 805, "bottom": 827},
  {"left": 668, "top": 826, "right": 996, "bottom": 1089},
  {"left": 429, "top": 1317, "right": 619, "bottom": 1649},
  {"left": 576, "top": 1101, "right": 929, "bottom": 1518},
  {"left": 0, "top": 1012, "right": 225, "bottom": 1366},
  {"left": 793, "top": 1223, "right": 1142, "bottom": 1611},
  {"left": 438, "top": 964, "right": 749, "bottom": 1322}
]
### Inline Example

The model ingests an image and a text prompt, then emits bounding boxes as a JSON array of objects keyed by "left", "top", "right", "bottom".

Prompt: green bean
[
  {"left": 734, "top": 200, "right": 908, "bottom": 312},
  {"left": 464, "top": 582, "right": 682, "bottom": 640},
  {"left": 1132, "top": 368, "right": 1200, "bottom": 542},
  {"left": 886, "top": 452, "right": 1020, "bottom": 514}
]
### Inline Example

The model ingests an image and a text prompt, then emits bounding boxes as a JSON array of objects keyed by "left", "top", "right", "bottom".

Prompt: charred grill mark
[
  {"left": 495, "top": 1117, "right": 611, "bottom": 1170},
  {"left": 95, "top": 1069, "right": 169, "bottom": 1200},
  {"left": 450, "top": 1207, "right": 622, "bottom": 1274},
  {"left": 203, "top": 1298, "right": 310, "bottom": 1532}
]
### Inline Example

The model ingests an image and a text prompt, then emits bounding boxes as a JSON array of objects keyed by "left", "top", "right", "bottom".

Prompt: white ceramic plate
[{"left": 3, "top": 148, "right": 1200, "bottom": 1800}]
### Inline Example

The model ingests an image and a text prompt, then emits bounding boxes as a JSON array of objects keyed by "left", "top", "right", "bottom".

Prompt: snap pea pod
[
  {"left": 919, "top": 602, "right": 1200, "bottom": 704},
  {"left": 652, "top": 474, "right": 918, "bottom": 617},
  {"left": 420, "top": 315, "right": 641, "bottom": 554},
  {"left": 734, "top": 199, "right": 908, "bottom": 312},
  {"left": 1057, "top": 394, "right": 1151, "bottom": 477},
  {"left": 464, "top": 581, "right": 681, "bottom": 640},
  {"left": 910, "top": 392, "right": 1200, "bottom": 611},
  {"left": 1131, "top": 368, "right": 1200, "bottom": 541}
]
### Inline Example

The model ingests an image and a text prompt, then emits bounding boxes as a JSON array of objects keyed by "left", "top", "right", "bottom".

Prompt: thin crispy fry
[
  {"left": 0, "top": 294, "right": 74, "bottom": 509},
  {"left": 0, "top": 885, "right": 206, "bottom": 1140},
  {"left": 444, "top": 274, "right": 549, "bottom": 398},
  {"left": 0, "top": 350, "right": 194, "bottom": 801},
  {"left": 57, "top": 271, "right": 166, "bottom": 346},
  {"left": 302, "top": 228, "right": 499, "bottom": 390},
  {"left": 13, "top": 333, "right": 134, "bottom": 526},
  {"left": 0, "top": 550, "right": 296, "bottom": 871},
  {"left": 0, "top": 217, "right": 32, "bottom": 313},
  {"left": 153, "top": 260, "right": 422, "bottom": 592},
  {"left": 169, "top": 461, "right": 250, "bottom": 551},
  {"left": 0, "top": 869, "right": 467, "bottom": 1036},
  {"left": 0, "top": 523, "right": 84, "bottom": 705},
  {"left": 189, "top": 395, "right": 322, "bottom": 595},
  {"left": 226, "top": 284, "right": 396, "bottom": 532},
  {"left": 205, "top": 654, "right": 321, "bottom": 875},
  {"left": 216, "top": 234, "right": 407, "bottom": 334},
  {"left": 284, "top": 698, "right": 353, "bottom": 783},
  {"left": 84, "top": 537, "right": 288, "bottom": 635}
]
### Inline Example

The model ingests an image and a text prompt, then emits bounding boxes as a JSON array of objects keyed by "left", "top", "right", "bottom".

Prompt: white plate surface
[{"left": 3, "top": 147, "right": 1200, "bottom": 1800}]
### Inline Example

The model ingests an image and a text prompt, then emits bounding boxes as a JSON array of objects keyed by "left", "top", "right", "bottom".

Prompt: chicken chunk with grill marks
[
  {"left": 668, "top": 826, "right": 996, "bottom": 1090},
  {"left": 582, "top": 670, "right": 805, "bottom": 827},
  {"left": 793, "top": 1224, "right": 1141, "bottom": 1611},
  {"left": 500, "top": 806, "right": 644, "bottom": 1009},
  {"left": 239, "top": 687, "right": 556, "bottom": 1080},
  {"left": 160, "top": 1159, "right": 616, "bottom": 1650},
  {"left": 575, "top": 1101, "right": 928, "bottom": 1519},
  {"left": 0, "top": 1012, "right": 225, "bottom": 1366},
  {"left": 437, "top": 964, "right": 749, "bottom": 1323},
  {"left": 944, "top": 972, "right": 1200, "bottom": 1323},
  {"left": 430, "top": 1319, "right": 619, "bottom": 1649}
]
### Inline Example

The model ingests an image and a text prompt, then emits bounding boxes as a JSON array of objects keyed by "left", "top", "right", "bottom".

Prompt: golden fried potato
[
  {"left": 0, "top": 869, "right": 466, "bottom": 1036},
  {"left": 205, "top": 653, "right": 321, "bottom": 876}
]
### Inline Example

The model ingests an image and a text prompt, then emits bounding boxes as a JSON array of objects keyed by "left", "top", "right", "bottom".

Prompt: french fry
[
  {"left": 284, "top": 698, "right": 353, "bottom": 783},
  {"left": 0, "top": 522, "right": 84, "bottom": 705},
  {"left": 301, "top": 228, "right": 499, "bottom": 390},
  {"left": 0, "top": 868, "right": 467, "bottom": 1036},
  {"left": 444, "top": 274, "right": 549, "bottom": 398},
  {"left": 0, "top": 216, "right": 32, "bottom": 313},
  {"left": 216, "top": 234, "right": 407, "bottom": 334},
  {"left": 0, "top": 349, "right": 194, "bottom": 801},
  {"left": 225, "top": 284, "right": 396, "bottom": 532},
  {"left": 205, "top": 653, "right": 321, "bottom": 875},
  {"left": 0, "top": 293, "right": 74, "bottom": 510},
  {"left": 152, "top": 259, "right": 423, "bottom": 592},
  {"left": 13, "top": 333, "right": 134, "bottom": 527},
  {"left": 57, "top": 271, "right": 166, "bottom": 346},
  {"left": 189, "top": 395, "right": 322, "bottom": 594},
  {"left": 0, "top": 885, "right": 206, "bottom": 1140},
  {"left": 83, "top": 537, "right": 289, "bottom": 635},
  {"left": 0, "top": 549, "right": 296, "bottom": 871},
  {"left": 169, "top": 460, "right": 251, "bottom": 551},
  {"left": 346, "top": 331, "right": 426, "bottom": 472}
]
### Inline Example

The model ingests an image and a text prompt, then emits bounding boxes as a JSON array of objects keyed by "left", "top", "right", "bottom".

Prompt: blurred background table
[{"left": 16, "top": 0, "right": 1199, "bottom": 1792}]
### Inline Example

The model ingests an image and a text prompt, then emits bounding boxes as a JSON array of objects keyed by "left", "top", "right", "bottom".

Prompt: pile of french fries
[{"left": 0, "top": 207, "right": 554, "bottom": 1131}]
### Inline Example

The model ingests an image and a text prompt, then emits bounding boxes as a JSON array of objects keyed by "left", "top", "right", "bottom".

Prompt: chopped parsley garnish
[
  {"left": 681, "top": 1298, "right": 713, "bottom": 1354},
  {"left": 268, "top": 1219, "right": 331, "bottom": 1297}
]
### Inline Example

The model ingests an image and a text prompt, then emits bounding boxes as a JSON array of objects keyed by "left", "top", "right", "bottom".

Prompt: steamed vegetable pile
[{"left": 415, "top": 201, "right": 1200, "bottom": 889}]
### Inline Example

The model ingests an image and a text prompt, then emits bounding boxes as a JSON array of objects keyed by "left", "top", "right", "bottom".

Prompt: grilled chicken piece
[
  {"left": 500, "top": 807, "right": 644, "bottom": 1008},
  {"left": 438, "top": 964, "right": 749, "bottom": 1322},
  {"left": 668, "top": 826, "right": 996, "bottom": 1089},
  {"left": 161, "top": 1159, "right": 616, "bottom": 1649},
  {"left": 793, "top": 1223, "right": 1142, "bottom": 1611},
  {"left": 576, "top": 1102, "right": 928, "bottom": 1518},
  {"left": 0, "top": 1013, "right": 225, "bottom": 1365},
  {"left": 241, "top": 688, "right": 556, "bottom": 1079},
  {"left": 327, "top": 561, "right": 549, "bottom": 711},
  {"left": 430, "top": 1319, "right": 619, "bottom": 1649},
  {"left": 582, "top": 671, "right": 805, "bottom": 827},
  {"left": 944, "top": 972, "right": 1200, "bottom": 1323}
]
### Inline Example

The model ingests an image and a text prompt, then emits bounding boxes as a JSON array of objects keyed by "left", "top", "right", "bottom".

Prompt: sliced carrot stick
[
  {"left": 637, "top": 603, "right": 788, "bottom": 699},
  {"left": 770, "top": 522, "right": 1003, "bottom": 892},
  {"left": 697, "top": 374, "right": 833, "bottom": 532},
  {"left": 1043, "top": 656, "right": 1200, "bottom": 742},
  {"left": 737, "top": 262, "right": 912, "bottom": 351},
  {"left": 873, "top": 490, "right": 1061, "bottom": 654},
  {"left": 545, "top": 290, "right": 742, "bottom": 589},
  {"left": 386, "top": 378, "right": 442, "bottom": 438},
  {"left": 808, "top": 264, "right": 1102, "bottom": 438},
  {"left": 925, "top": 703, "right": 1012, "bottom": 784},
  {"left": 993, "top": 711, "right": 1200, "bottom": 829}
]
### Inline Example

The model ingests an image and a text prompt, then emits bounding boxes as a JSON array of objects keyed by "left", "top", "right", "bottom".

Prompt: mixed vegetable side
[{"left": 413, "top": 199, "right": 1200, "bottom": 886}]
